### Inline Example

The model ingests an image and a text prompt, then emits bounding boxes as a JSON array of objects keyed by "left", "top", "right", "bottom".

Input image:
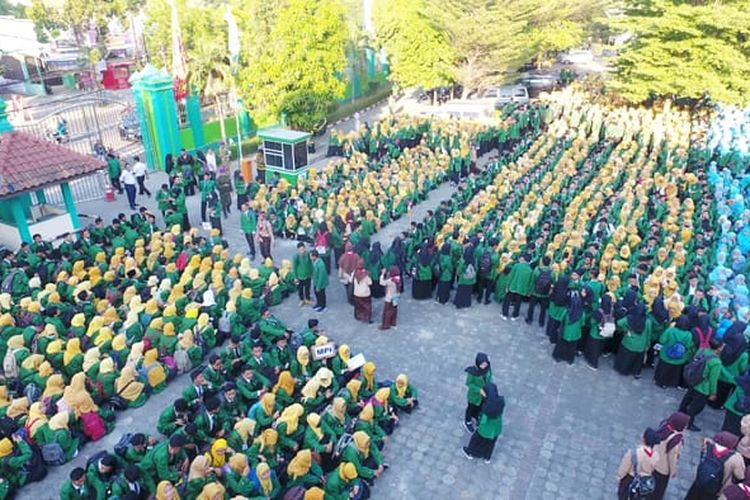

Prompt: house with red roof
[{"left": 0, "top": 97, "right": 104, "bottom": 248}]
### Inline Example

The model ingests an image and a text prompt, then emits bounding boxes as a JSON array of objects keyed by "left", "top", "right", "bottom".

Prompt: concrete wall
[{"left": 0, "top": 214, "right": 74, "bottom": 250}]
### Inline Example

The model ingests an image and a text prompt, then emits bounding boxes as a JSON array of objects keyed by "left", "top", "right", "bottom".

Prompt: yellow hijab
[
  {"left": 99, "top": 357, "right": 115, "bottom": 375},
  {"left": 0, "top": 438, "right": 12, "bottom": 458},
  {"left": 229, "top": 453, "right": 248, "bottom": 475},
  {"left": 155, "top": 481, "right": 180, "bottom": 500},
  {"left": 179, "top": 330, "right": 195, "bottom": 350},
  {"left": 205, "top": 438, "right": 228, "bottom": 467},
  {"left": 86, "top": 316, "right": 104, "bottom": 337},
  {"left": 256, "top": 462, "right": 273, "bottom": 496},
  {"left": 7, "top": 397, "right": 29, "bottom": 419},
  {"left": 115, "top": 366, "right": 145, "bottom": 402},
  {"left": 304, "top": 487, "right": 325, "bottom": 500},
  {"left": 254, "top": 429, "right": 278, "bottom": 452},
  {"left": 375, "top": 387, "right": 390, "bottom": 411},
  {"left": 315, "top": 367, "right": 333, "bottom": 388},
  {"left": 346, "top": 379, "right": 361, "bottom": 401},
  {"left": 338, "top": 344, "right": 350, "bottom": 364},
  {"left": 82, "top": 348, "right": 100, "bottom": 372},
  {"left": 339, "top": 462, "right": 358, "bottom": 481},
  {"left": 127, "top": 342, "right": 144, "bottom": 365},
  {"left": 26, "top": 402, "right": 47, "bottom": 437},
  {"left": 0, "top": 386, "right": 7, "bottom": 409},
  {"left": 44, "top": 374, "right": 65, "bottom": 398},
  {"left": 396, "top": 373, "right": 409, "bottom": 398},
  {"left": 112, "top": 334, "right": 127, "bottom": 352},
  {"left": 332, "top": 397, "right": 347, "bottom": 423},
  {"left": 260, "top": 393, "right": 275, "bottom": 416},
  {"left": 144, "top": 349, "right": 167, "bottom": 387},
  {"left": 306, "top": 413, "right": 323, "bottom": 440},
  {"left": 21, "top": 353, "right": 44, "bottom": 371},
  {"left": 287, "top": 449, "right": 312, "bottom": 480},
  {"left": 296, "top": 346, "right": 309, "bottom": 367},
  {"left": 63, "top": 338, "right": 82, "bottom": 366},
  {"left": 276, "top": 403, "right": 303, "bottom": 435},
  {"left": 273, "top": 371, "right": 295, "bottom": 396},
  {"left": 93, "top": 327, "right": 113, "bottom": 347},
  {"left": 352, "top": 431, "right": 370, "bottom": 458},
  {"left": 62, "top": 372, "right": 98, "bottom": 416},
  {"left": 301, "top": 378, "right": 321, "bottom": 402},
  {"left": 188, "top": 455, "right": 211, "bottom": 481},
  {"left": 48, "top": 411, "right": 70, "bottom": 431},
  {"left": 233, "top": 418, "right": 256, "bottom": 444},
  {"left": 46, "top": 339, "right": 63, "bottom": 355},
  {"left": 70, "top": 313, "right": 85, "bottom": 328},
  {"left": 362, "top": 362, "right": 376, "bottom": 391},
  {"left": 196, "top": 482, "right": 225, "bottom": 500},
  {"left": 38, "top": 361, "right": 53, "bottom": 378},
  {"left": 359, "top": 403, "right": 374, "bottom": 423}
]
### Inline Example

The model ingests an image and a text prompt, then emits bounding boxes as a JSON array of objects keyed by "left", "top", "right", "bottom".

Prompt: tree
[
  {"left": 0, "top": 0, "right": 25, "bottom": 18},
  {"left": 373, "top": 0, "right": 455, "bottom": 90},
  {"left": 609, "top": 0, "right": 750, "bottom": 106},
  {"left": 526, "top": 20, "right": 584, "bottom": 69},
  {"left": 27, "top": 0, "right": 142, "bottom": 45},
  {"left": 237, "top": 0, "right": 349, "bottom": 131},
  {"left": 428, "top": 0, "right": 527, "bottom": 97}
]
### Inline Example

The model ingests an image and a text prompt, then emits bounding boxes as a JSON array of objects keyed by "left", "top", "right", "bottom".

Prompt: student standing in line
[
  {"left": 311, "top": 250, "right": 329, "bottom": 313},
  {"left": 293, "top": 242, "right": 313, "bottom": 306},
  {"left": 614, "top": 428, "right": 660, "bottom": 500},
  {"left": 239, "top": 203, "right": 257, "bottom": 259},
  {"left": 652, "top": 412, "right": 689, "bottom": 500},
  {"left": 379, "top": 266, "right": 401, "bottom": 330},
  {"left": 132, "top": 156, "right": 151, "bottom": 197},
  {"left": 461, "top": 382, "right": 505, "bottom": 464},
  {"left": 120, "top": 163, "right": 138, "bottom": 211}
]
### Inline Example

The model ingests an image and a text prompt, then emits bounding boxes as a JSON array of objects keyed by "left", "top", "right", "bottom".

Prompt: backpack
[
  {"left": 694, "top": 443, "right": 733, "bottom": 495},
  {"left": 683, "top": 353, "right": 709, "bottom": 387},
  {"left": 86, "top": 449, "right": 109, "bottom": 470},
  {"left": 41, "top": 442, "right": 65, "bottom": 465},
  {"left": 463, "top": 264, "right": 476, "bottom": 282},
  {"left": 24, "top": 383, "right": 41, "bottom": 403},
  {"left": 534, "top": 269, "right": 553, "bottom": 295},
  {"left": 665, "top": 342, "right": 687, "bottom": 360},
  {"left": 81, "top": 411, "right": 107, "bottom": 441},
  {"left": 1, "top": 270, "right": 21, "bottom": 294},
  {"left": 478, "top": 251, "right": 492, "bottom": 276},
  {"left": 289, "top": 331, "right": 304, "bottom": 353},
  {"left": 114, "top": 432, "right": 133, "bottom": 458},
  {"left": 174, "top": 349, "right": 191, "bottom": 374},
  {"left": 176, "top": 251, "right": 189, "bottom": 272},
  {"left": 246, "top": 401, "right": 261, "bottom": 421},
  {"left": 3, "top": 350, "right": 18, "bottom": 379},
  {"left": 334, "top": 432, "right": 353, "bottom": 456},
  {"left": 694, "top": 327, "right": 714, "bottom": 350},
  {"left": 626, "top": 449, "right": 655, "bottom": 499},
  {"left": 218, "top": 311, "right": 231, "bottom": 333}
]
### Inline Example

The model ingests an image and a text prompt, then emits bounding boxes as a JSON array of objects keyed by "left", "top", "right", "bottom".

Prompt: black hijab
[
  {"left": 462, "top": 245, "right": 475, "bottom": 265},
  {"left": 465, "top": 352, "right": 490, "bottom": 376},
  {"left": 567, "top": 289, "right": 584, "bottom": 323},
  {"left": 480, "top": 383, "right": 505, "bottom": 418},
  {"left": 651, "top": 297, "right": 669, "bottom": 324},
  {"left": 722, "top": 322, "right": 746, "bottom": 366},
  {"left": 627, "top": 302, "right": 647, "bottom": 334},
  {"left": 676, "top": 314, "right": 691, "bottom": 331},
  {"left": 390, "top": 237, "right": 404, "bottom": 259},
  {"left": 369, "top": 242, "right": 383, "bottom": 264},
  {"left": 440, "top": 243, "right": 451, "bottom": 256},
  {"left": 551, "top": 275, "right": 570, "bottom": 307},
  {"left": 417, "top": 244, "right": 433, "bottom": 266}
]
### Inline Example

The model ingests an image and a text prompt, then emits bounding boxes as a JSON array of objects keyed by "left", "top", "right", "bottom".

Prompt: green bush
[{"left": 327, "top": 84, "right": 392, "bottom": 124}]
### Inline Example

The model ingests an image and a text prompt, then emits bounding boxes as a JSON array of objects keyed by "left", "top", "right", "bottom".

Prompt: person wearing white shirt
[
  {"left": 120, "top": 164, "right": 138, "bottom": 210},
  {"left": 205, "top": 148, "right": 217, "bottom": 174},
  {"left": 132, "top": 156, "right": 151, "bottom": 197}
]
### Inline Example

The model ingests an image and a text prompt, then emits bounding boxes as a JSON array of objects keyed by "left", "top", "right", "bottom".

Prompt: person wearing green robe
[
  {"left": 86, "top": 452, "right": 118, "bottom": 500},
  {"left": 224, "top": 455, "right": 255, "bottom": 497},
  {"left": 614, "top": 303, "right": 652, "bottom": 378},
  {"left": 464, "top": 353, "right": 492, "bottom": 433},
  {"left": 324, "top": 463, "right": 360, "bottom": 500},
  {"left": 258, "top": 310, "right": 290, "bottom": 348},
  {"left": 43, "top": 412, "right": 79, "bottom": 462},
  {"left": 502, "top": 254, "right": 533, "bottom": 320},
  {"left": 552, "top": 280, "right": 586, "bottom": 365},
  {"left": 462, "top": 382, "right": 504, "bottom": 462},
  {"left": 107, "top": 155, "right": 123, "bottom": 194},
  {"left": 237, "top": 365, "right": 269, "bottom": 406},
  {"left": 311, "top": 250, "right": 329, "bottom": 312},
  {"left": 655, "top": 315, "right": 696, "bottom": 388},
  {"left": 59, "top": 467, "right": 92, "bottom": 500},
  {"left": 454, "top": 253, "right": 477, "bottom": 309},
  {"left": 722, "top": 372, "right": 750, "bottom": 436},
  {"left": 293, "top": 243, "right": 313, "bottom": 305},
  {"left": 526, "top": 256, "right": 552, "bottom": 326},
  {"left": 678, "top": 340, "right": 723, "bottom": 431},
  {"left": 109, "top": 464, "right": 147, "bottom": 499},
  {"left": 157, "top": 398, "right": 191, "bottom": 437},
  {"left": 138, "top": 435, "right": 188, "bottom": 493}
]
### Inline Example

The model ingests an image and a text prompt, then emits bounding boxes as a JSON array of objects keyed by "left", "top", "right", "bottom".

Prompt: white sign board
[{"left": 312, "top": 342, "right": 336, "bottom": 360}]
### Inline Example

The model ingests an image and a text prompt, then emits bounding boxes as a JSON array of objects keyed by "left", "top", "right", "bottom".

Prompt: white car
[
  {"left": 495, "top": 85, "right": 529, "bottom": 107},
  {"left": 560, "top": 49, "right": 594, "bottom": 65}
]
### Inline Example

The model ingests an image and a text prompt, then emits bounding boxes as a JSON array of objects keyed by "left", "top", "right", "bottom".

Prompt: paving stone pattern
[{"left": 24, "top": 139, "right": 722, "bottom": 500}]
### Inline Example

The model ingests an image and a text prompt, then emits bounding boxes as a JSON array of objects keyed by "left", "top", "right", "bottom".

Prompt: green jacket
[
  {"left": 477, "top": 412, "right": 504, "bottom": 440},
  {"left": 139, "top": 440, "right": 185, "bottom": 484},
  {"left": 240, "top": 209, "right": 257, "bottom": 234},
  {"left": 437, "top": 254, "right": 454, "bottom": 282},
  {"left": 693, "top": 349, "right": 722, "bottom": 396},
  {"left": 466, "top": 370, "right": 492, "bottom": 406},
  {"left": 617, "top": 317, "right": 653, "bottom": 353},
  {"left": 720, "top": 352, "right": 749, "bottom": 384},
  {"left": 658, "top": 327, "right": 695, "bottom": 365},
  {"left": 340, "top": 441, "right": 383, "bottom": 479},
  {"left": 293, "top": 252, "right": 313, "bottom": 280},
  {"left": 86, "top": 463, "right": 114, "bottom": 500},
  {"left": 60, "top": 480, "right": 92, "bottom": 500},
  {"left": 507, "top": 261, "right": 534, "bottom": 296},
  {"left": 325, "top": 467, "right": 356, "bottom": 500},
  {"left": 312, "top": 258, "right": 328, "bottom": 290}
]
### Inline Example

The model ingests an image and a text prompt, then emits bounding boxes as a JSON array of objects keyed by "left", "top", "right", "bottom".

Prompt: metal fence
[{"left": 43, "top": 170, "right": 110, "bottom": 206}]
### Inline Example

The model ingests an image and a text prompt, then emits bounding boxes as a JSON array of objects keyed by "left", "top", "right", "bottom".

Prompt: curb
[{"left": 332, "top": 98, "right": 389, "bottom": 127}]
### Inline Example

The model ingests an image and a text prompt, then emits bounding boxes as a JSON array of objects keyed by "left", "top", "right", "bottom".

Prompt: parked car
[
  {"left": 118, "top": 111, "right": 142, "bottom": 141},
  {"left": 494, "top": 85, "right": 530, "bottom": 107},
  {"left": 520, "top": 75, "right": 557, "bottom": 98},
  {"left": 560, "top": 49, "right": 594, "bottom": 65}
]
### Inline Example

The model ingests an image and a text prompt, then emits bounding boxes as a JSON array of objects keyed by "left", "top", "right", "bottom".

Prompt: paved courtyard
[{"left": 23, "top": 140, "right": 722, "bottom": 500}]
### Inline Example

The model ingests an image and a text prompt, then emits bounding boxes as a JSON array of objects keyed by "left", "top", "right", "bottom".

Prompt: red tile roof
[{"left": 0, "top": 131, "right": 104, "bottom": 199}]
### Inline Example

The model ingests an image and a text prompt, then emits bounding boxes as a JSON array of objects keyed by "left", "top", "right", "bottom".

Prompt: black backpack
[
  {"left": 478, "top": 251, "right": 492, "bottom": 276},
  {"left": 694, "top": 443, "right": 733, "bottom": 495},
  {"left": 683, "top": 353, "right": 708, "bottom": 387},
  {"left": 114, "top": 432, "right": 134, "bottom": 458},
  {"left": 534, "top": 269, "right": 553, "bottom": 295}
]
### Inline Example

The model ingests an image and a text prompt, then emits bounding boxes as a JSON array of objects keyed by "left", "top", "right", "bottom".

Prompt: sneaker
[
  {"left": 312, "top": 306, "right": 322, "bottom": 312},
  {"left": 317, "top": 307, "right": 326, "bottom": 313},
  {"left": 461, "top": 447, "right": 474, "bottom": 460},
  {"left": 463, "top": 421, "right": 475, "bottom": 433},
  {"left": 524, "top": 318, "right": 532, "bottom": 325},
  {"left": 586, "top": 363, "right": 598, "bottom": 371},
  {"left": 511, "top": 316, "right": 519, "bottom": 321},
  {"left": 483, "top": 459, "right": 491, "bottom": 465},
  {"left": 500, "top": 315, "right": 508, "bottom": 321}
]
